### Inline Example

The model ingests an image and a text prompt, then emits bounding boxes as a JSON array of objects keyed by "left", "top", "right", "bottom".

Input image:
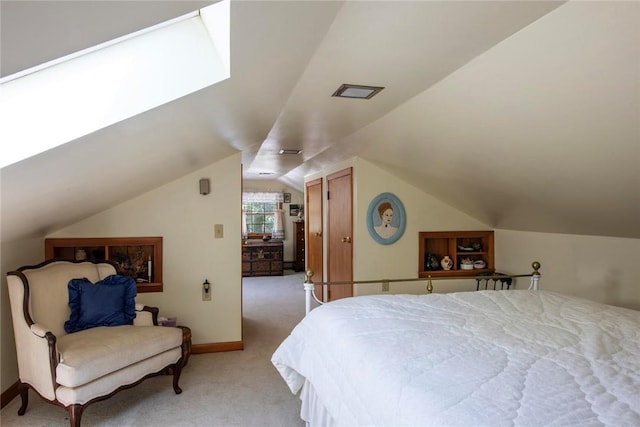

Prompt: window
[
  {"left": 244, "top": 200, "right": 277, "bottom": 234},
  {"left": 242, "top": 192, "right": 284, "bottom": 237}
]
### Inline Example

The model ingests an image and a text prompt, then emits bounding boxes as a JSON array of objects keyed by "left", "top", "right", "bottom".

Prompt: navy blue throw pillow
[{"left": 64, "top": 275, "right": 137, "bottom": 333}]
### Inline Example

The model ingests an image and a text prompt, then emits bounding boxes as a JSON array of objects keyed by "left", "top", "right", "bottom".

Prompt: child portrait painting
[{"left": 366, "top": 193, "right": 406, "bottom": 244}]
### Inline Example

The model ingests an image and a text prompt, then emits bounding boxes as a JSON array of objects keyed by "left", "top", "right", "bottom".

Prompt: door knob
[
  {"left": 341, "top": 236, "right": 352, "bottom": 243},
  {"left": 315, "top": 232, "right": 322, "bottom": 237}
]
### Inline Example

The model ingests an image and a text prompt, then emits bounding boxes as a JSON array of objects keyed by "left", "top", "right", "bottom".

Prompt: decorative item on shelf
[
  {"left": 440, "top": 255, "right": 453, "bottom": 271},
  {"left": 472, "top": 242, "right": 482, "bottom": 251},
  {"left": 289, "top": 204, "right": 301, "bottom": 217},
  {"left": 424, "top": 253, "right": 440, "bottom": 271},
  {"left": 297, "top": 205, "right": 304, "bottom": 220},
  {"left": 262, "top": 235, "right": 272, "bottom": 242},
  {"left": 457, "top": 245, "right": 474, "bottom": 252},
  {"left": 112, "top": 246, "right": 150, "bottom": 282},
  {"left": 473, "top": 260, "right": 486, "bottom": 269},
  {"left": 460, "top": 258, "right": 474, "bottom": 270},
  {"left": 75, "top": 248, "right": 87, "bottom": 261}
]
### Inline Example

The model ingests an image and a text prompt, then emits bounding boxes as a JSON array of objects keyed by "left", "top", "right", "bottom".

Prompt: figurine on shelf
[
  {"left": 473, "top": 259, "right": 486, "bottom": 269},
  {"left": 440, "top": 255, "right": 453, "bottom": 270},
  {"left": 75, "top": 248, "right": 87, "bottom": 261},
  {"left": 424, "top": 253, "right": 440, "bottom": 271},
  {"left": 460, "top": 257, "right": 474, "bottom": 270}
]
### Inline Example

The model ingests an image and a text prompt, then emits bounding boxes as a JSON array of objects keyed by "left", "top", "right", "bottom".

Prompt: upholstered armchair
[{"left": 6, "top": 259, "right": 186, "bottom": 427}]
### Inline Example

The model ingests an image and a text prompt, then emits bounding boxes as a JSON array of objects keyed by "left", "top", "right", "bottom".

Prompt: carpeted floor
[{"left": 1, "top": 271, "right": 309, "bottom": 426}]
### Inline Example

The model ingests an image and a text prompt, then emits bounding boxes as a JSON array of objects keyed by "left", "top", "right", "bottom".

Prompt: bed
[{"left": 272, "top": 279, "right": 640, "bottom": 426}]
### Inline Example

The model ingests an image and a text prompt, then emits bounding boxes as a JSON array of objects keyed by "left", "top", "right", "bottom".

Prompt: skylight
[{"left": 0, "top": 1, "right": 230, "bottom": 169}]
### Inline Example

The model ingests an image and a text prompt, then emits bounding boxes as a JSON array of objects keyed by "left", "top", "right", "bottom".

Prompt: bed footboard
[{"left": 303, "top": 261, "right": 541, "bottom": 315}]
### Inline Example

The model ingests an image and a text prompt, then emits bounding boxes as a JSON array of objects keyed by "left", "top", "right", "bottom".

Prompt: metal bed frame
[{"left": 302, "top": 261, "right": 541, "bottom": 315}]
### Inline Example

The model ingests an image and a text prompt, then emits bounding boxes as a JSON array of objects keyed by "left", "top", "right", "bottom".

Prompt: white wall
[
  {"left": 49, "top": 154, "right": 242, "bottom": 345},
  {"left": 242, "top": 179, "right": 303, "bottom": 263},
  {"left": 354, "top": 159, "right": 488, "bottom": 280},
  {"left": 306, "top": 157, "right": 491, "bottom": 295},
  {"left": 496, "top": 229, "right": 640, "bottom": 310},
  {"left": 306, "top": 157, "right": 640, "bottom": 308}
]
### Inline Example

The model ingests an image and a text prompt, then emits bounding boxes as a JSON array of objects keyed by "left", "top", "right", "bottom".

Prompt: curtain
[
  {"left": 242, "top": 192, "right": 284, "bottom": 203},
  {"left": 272, "top": 207, "right": 285, "bottom": 239},
  {"left": 242, "top": 210, "right": 247, "bottom": 238}
]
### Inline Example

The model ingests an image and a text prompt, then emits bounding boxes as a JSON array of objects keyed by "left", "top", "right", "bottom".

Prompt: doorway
[
  {"left": 305, "top": 178, "right": 323, "bottom": 298},
  {"left": 326, "top": 167, "right": 353, "bottom": 301}
]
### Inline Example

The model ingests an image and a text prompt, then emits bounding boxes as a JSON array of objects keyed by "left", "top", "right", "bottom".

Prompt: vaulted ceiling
[{"left": 1, "top": 0, "right": 638, "bottom": 242}]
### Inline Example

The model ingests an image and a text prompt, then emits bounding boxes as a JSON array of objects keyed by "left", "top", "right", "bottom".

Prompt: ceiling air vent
[
  {"left": 278, "top": 149, "right": 302, "bottom": 155},
  {"left": 332, "top": 83, "right": 384, "bottom": 99}
]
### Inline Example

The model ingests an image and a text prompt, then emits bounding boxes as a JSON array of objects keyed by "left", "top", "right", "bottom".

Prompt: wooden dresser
[
  {"left": 293, "top": 221, "right": 305, "bottom": 272},
  {"left": 242, "top": 241, "right": 284, "bottom": 277}
]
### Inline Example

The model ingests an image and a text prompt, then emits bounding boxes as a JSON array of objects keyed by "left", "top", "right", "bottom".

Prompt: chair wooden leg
[
  {"left": 172, "top": 363, "right": 183, "bottom": 394},
  {"left": 17, "top": 383, "right": 29, "bottom": 415},
  {"left": 68, "top": 404, "right": 83, "bottom": 427}
]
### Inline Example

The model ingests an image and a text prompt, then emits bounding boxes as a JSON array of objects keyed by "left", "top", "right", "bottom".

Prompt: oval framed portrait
[{"left": 366, "top": 192, "right": 406, "bottom": 245}]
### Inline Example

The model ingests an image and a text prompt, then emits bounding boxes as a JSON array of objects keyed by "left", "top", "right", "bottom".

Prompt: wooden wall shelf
[
  {"left": 45, "top": 237, "right": 163, "bottom": 292},
  {"left": 418, "top": 231, "right": 494, "bottom": 278}
]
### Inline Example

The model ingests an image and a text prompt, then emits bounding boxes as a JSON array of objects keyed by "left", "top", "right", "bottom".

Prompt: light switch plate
[{"left": 214, "top": 224, "right": 223, "bottom": 238}]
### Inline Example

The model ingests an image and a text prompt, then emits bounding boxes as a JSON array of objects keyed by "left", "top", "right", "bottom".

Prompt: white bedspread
[{"left": 272, "top": 290, "right": 640, "bottom": 426}]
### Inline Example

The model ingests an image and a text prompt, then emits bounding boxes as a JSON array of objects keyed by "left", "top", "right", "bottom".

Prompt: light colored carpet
[{"left": 1, "top": 271, "right": 309, "bottom": 426}]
